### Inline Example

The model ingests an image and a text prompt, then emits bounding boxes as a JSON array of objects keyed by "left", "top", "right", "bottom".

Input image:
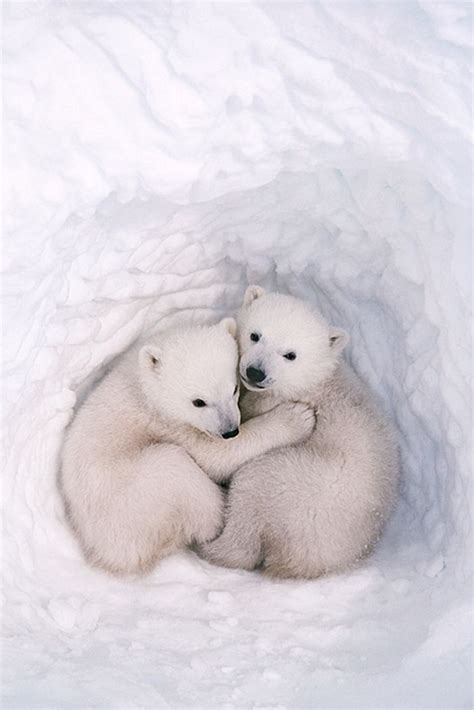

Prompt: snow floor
[{"left": 2, "top": 2, "right": 472, "bottom": 708}]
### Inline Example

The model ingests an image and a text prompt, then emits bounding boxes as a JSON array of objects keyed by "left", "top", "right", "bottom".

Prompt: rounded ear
[
  {"left": 243, "top": 285, "right": 265, "bottom": 307},
  {"left": 139, "top": 343, "right": 162, "bottom": 370},
  {"left": 329, "top": 327, "right": 349, "bottom": 353},
  {"left": 219, "top": 317, "right": 237, "bottom": 338}
]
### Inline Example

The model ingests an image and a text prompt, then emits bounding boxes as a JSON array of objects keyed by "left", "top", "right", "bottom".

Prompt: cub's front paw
[{"left": 276, "top": 401, "right": 316, "bottom": 442}]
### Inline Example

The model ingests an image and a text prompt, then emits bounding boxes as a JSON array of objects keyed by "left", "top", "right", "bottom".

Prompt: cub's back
[{"left": 307, "top": 363, "right": 399, "bottom": 527}]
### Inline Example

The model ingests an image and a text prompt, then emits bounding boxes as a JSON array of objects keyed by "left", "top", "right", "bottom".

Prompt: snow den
[{"left": 3, "top": 2, "right": 472, "bottom": 708}]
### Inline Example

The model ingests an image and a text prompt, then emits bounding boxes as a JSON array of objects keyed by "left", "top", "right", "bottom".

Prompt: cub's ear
[
  {"left": 219, "top": 317, "right": 237, "bottom": 338},
  {"left": 329, "top": 327, "right": 349, "bottom": 353},
  {"left": 243, "top": 284, "right": 265, "bottom": 307},
  {"left": 139, "top": 343, "right": 162, "bottom": 370}
]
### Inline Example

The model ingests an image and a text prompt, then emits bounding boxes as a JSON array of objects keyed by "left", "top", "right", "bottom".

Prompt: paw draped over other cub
[
  {"left": 198, "top": 286, "right": 400, "bottom": 579},
  {"left": 60, "top": 317, "right": 314, "bottom": 575}
]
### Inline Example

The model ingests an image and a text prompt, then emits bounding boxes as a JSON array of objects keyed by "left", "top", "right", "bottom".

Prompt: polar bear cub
[
  {"left": 60, "top": 318, "right": 314, "bottom": 575},
  {"left": 199, "top": 288, "right": 399, "bottom": 578}
]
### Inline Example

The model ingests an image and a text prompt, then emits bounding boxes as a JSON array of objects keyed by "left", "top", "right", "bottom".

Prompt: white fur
[
  {"left": 199, "top": 288, "right": 400, "bottom": 579},
  {"left": 60, "top": 318, "right": 315, "bottom": 575}
]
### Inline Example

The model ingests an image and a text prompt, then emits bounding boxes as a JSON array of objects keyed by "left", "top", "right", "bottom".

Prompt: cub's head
[
  {"left": 237, "top": 286, "right": 349, "bottom": 399},
  {"left": 139, "top": 319, "right": 241, "bottom": 438}
]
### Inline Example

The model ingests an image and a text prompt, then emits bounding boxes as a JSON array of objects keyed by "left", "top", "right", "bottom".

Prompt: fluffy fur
[
  {"left": 199, "top": 288, "right": 400, "bottom": 579},
  {"left": 60, "top": 318, "right": 315, "bottom": 575}
]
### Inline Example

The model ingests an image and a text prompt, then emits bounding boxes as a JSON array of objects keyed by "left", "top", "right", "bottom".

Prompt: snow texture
[{"left": 2, "top": 2, "right": 472, "bottom": 708}]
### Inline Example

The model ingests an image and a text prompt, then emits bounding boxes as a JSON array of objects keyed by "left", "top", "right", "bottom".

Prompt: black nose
[
  {"left": 222, "top": 428, "right": 239, "bottom": 439},
  {"left": 246, "top": 366, "right": 266, "bottom": 383}
]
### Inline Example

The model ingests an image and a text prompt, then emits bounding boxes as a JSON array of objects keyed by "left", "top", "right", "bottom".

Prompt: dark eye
[
  {"left": 193, "top": 399, "right": 207, "bottom": 408},
  {"left": 233, "top": 385, "right": 238, "bottom": 395},
  {"left": 284, "top": 352, "right": 296, "bottom": 361},
  {"left": 250, "top": 332, "right": 260, "bottom": 342}
]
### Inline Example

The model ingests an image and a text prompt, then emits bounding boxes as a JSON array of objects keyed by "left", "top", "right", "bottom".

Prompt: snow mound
[{"left": 3, "top": 2, "right": 472, "bottom": 707}]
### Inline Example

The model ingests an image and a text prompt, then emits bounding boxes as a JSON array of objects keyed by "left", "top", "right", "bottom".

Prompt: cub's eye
[
  {"left": 283, "top": 352, "right": 296, "bottom": 361},
  {"left": 233, "top": 385, "right": 238, "bottom": 395},
  {"left": 193, "top": 399, "right": 207, "bottom": 408},
  {"left": 250, "top": 332, "right": 260, "bottom": 342}
]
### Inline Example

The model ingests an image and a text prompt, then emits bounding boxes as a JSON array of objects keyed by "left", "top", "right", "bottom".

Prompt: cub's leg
[{"left": 197, "top": 461, "right": 263, "bottom": 570}]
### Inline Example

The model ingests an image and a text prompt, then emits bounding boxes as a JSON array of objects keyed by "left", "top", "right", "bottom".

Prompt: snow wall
[{"left": 3, "top": 2, "right": 472, "bottom": 708}]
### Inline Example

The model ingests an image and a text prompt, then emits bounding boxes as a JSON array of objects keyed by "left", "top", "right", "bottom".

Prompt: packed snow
[{"left": 2, "top": 1, "right": 472, "bottom": 708}]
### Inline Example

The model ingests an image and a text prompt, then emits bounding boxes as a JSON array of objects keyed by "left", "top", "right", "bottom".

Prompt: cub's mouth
[{"left": 240, "top": 376, "right": 269, "bottom": 392}]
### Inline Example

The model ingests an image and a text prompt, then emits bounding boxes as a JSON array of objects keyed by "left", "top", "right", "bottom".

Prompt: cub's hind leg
[{"left": 66, "top": 443, "right": 224, "bottom": 575}]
